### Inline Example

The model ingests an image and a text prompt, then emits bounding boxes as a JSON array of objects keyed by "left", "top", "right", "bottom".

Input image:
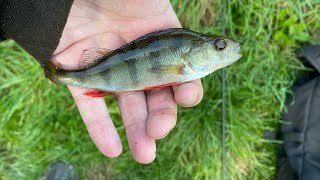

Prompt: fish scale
[{"left": 94, "top": 45, "right": 184, "bottom": 91}]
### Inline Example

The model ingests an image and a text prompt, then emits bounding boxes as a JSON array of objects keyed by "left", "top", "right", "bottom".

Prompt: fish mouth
[
  {"left": 222, "top": 42, "right": 242, "bottom": 67},
  {"left": 219, "top": 41, "right": 242, "bottom": 67},
  {"left": 233, "top": 42, "right": 242, "bottom": 60}
]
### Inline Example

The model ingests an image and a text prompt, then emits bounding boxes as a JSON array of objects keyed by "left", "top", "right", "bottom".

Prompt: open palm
[{"left": 52, "top": 0, "right": 203, "bottom": 164}]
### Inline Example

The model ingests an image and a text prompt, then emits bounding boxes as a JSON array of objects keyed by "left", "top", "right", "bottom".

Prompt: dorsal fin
[{"left": 78, "top": 48, "right": 112, "bottom": 69}]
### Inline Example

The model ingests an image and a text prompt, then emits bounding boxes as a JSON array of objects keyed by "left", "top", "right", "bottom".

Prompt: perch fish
[{"left": 45, "top": 28, "right": 242, "bottom": 97}]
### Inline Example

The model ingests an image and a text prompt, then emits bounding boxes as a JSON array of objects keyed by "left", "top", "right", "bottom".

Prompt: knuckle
[
  {"left": 117, "top": 92, "right": 139, "bottom": 104},
  {"left": 145, "top": 88, "right": 162, "bottom": 96},
  {"left": 86, "top": 118, "right": 105, "bottom": 136},
  {"left": 124, "top": 121, "right": 145, "bottom": 133},
  {"left": 150, "top": 107, "right": 176, "bottom": 120}
]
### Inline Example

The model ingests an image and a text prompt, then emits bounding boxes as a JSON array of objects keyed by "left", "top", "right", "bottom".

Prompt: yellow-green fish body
[{"left": 46, "top": 28, "right": 241, "bottom": 93}]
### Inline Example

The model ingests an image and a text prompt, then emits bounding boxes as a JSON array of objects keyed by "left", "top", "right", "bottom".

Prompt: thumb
[{"left": 51, "top": 32, "right": 125, "bottom": 69}]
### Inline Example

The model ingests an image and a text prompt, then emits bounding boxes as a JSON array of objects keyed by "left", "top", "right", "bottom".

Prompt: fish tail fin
[{"left": 43, "top": 62, "right": 59, "bottom": 83}]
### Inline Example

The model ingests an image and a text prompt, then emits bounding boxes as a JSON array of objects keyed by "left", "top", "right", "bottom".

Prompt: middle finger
[{"left": 115, "top": 91, "right": 156, "bottom": 164}]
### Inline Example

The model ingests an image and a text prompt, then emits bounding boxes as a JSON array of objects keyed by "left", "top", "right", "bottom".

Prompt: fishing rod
[{"left": 221, "top": 0, "right": 227, "bottom": 179}]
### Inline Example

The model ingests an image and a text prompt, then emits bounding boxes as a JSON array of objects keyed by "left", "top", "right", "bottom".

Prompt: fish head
[{"left": 205, "top": 38, "right": 242, "bottom": 70}]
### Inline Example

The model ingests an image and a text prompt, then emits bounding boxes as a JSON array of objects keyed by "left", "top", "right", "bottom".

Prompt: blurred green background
[{"left": 0, "top": 0, "right": 319, "bottom": 179}]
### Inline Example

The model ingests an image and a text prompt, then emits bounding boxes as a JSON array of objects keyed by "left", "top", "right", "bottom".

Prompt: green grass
[{"left": 0, "top": 0, "right": 319, "bottom": 179}]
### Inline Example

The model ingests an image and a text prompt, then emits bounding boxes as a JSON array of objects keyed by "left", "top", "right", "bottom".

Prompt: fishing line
[{"left": 221, "top": 0, "right": 227, "bottom": 179}]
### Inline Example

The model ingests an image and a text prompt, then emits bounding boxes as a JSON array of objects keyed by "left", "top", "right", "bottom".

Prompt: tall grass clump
[{"left": 0, "top": 0, "right": 319, "bottom": 179}]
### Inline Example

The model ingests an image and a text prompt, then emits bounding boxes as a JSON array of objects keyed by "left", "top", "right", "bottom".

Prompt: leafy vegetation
[{"left": 0, "top": 0, "right": 319, "bottom": 179}]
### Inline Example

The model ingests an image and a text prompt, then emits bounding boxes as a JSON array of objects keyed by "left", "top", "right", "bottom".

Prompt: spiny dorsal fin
[{"left": 78, "top": 48, "right": 112, "bottom": 69}]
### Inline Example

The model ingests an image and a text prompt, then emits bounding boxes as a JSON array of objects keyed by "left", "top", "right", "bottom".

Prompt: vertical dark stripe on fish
[
  {"left": 100, "top": 69, "right": 111, "bottom": 85},
  {"left": 125, "top": 59, "right": 140, "bottom": 87},
  {"left": 149, "top": 51, "right": 162, "bottom": 79},
  {"left": 149, "top": 51, "right": 161, "bottom": 69},
  {"left": 72, "top": 71, "right": 87, "bottom": 85},
  {"left": 170, "top": 37, "right": 183, "bottom": 48}
]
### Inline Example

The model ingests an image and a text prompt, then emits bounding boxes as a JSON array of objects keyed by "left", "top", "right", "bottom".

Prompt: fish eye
[{"left": 214, "top": 39, "right": 227, "bottom": 51}]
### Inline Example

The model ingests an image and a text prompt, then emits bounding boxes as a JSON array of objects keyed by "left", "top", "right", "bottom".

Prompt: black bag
[{"left": 277, "top": 45, "right": 320, "bottom": 180}]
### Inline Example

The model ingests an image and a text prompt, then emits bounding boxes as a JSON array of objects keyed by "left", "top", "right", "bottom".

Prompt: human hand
[{"left": 52, "top": 0, "right": 203, "bottom": 164}]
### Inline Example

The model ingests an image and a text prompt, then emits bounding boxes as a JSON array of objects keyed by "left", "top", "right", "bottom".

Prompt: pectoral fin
[
  {"left": 148, "top": 65, "right": 186, "bottom": 75},
  {"left": 83, "top": 90, "right": 112, "bottom": 97},
  {"left": 148, "top": 50, "right": 195, "bottom": 75},
  {"left": 144, "top": 82, "right": 178, "bottom": 90},
  {"left": 78, "top": 48, "right": 112, "bottom": 69},
  {"left": 148, "top": 62, "right": 196, "bottom": 75}
]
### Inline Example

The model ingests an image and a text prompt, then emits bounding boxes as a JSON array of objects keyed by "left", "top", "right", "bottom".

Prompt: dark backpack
[{"left": 277, "top": 44, "right": 320, "bottom": 180}]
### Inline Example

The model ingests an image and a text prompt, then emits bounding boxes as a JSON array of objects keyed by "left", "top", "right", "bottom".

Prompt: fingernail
[
  {"left": 157, "top": 131, "right": 170, "bottom": 140},
  {"left": 179, "top": 93, "right": 197, "bottom": 103}
]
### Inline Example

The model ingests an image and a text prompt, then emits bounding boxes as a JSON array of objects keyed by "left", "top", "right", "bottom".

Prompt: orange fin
[
  {"left": 144, "top": 82, "right": 178, "bottom": 90},
  {"left": 78, "top": 48, "right": 113, "bottom": 69},
  {"left": 83, "top": 90, "right": 112, "bottom": 98},
  {"left": 148, "top": 65, "right": 186, "bottom": 75}
]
